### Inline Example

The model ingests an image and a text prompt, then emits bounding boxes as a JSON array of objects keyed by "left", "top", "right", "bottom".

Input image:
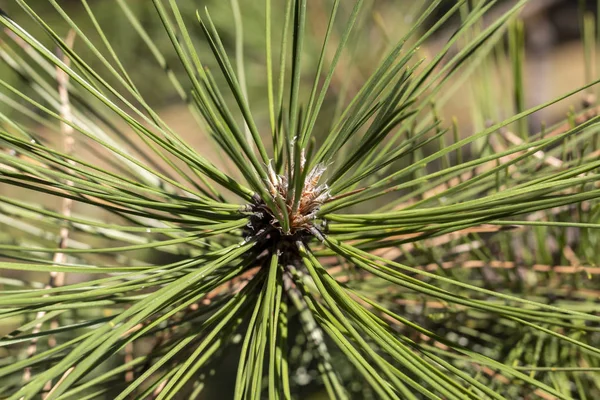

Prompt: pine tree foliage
[{"left": 0, "top": 0, "right": 599, "bottom": 399}]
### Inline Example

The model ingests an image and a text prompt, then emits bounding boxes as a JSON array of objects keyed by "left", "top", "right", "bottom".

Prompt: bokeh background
[{"left": 1, "top": 0, "right": 597, "bottom": 138}]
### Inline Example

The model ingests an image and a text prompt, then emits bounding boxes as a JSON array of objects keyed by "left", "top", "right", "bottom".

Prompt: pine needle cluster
[{"left": 0, "top": 1, "right": 599, "bottom": 399}]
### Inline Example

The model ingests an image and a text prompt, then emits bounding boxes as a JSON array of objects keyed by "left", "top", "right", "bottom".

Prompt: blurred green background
[{"left": 1, "top": 0, "right": 596, "bottom": 133}]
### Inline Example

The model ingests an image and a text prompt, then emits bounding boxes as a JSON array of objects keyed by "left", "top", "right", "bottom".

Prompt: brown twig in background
[
  {"left": 22, "top": 30, "right": 76, "bottom": 393},
  {"left": 152, "top": 378, "right": 169, "bottom": 399},
  {"left": 124, "top": 341, "right": 135, "bottom": 383},
  {"left": 499, "top": 130, "right": 564, "bottom": 168},
  {"left": 370, "top": 224, "right": 507, "bottom": 261},
  {"left": 418, "top": 259, "right": 600, "bottom": 275},
  {"left": 545, "top": 104, "right": 600, "bottom": 138},
  {"left": 386, "top": 105, "right": 600, "bottom": 210},
  {"left": 44, "top": 367, "right": 74, "bottom": 399}
]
